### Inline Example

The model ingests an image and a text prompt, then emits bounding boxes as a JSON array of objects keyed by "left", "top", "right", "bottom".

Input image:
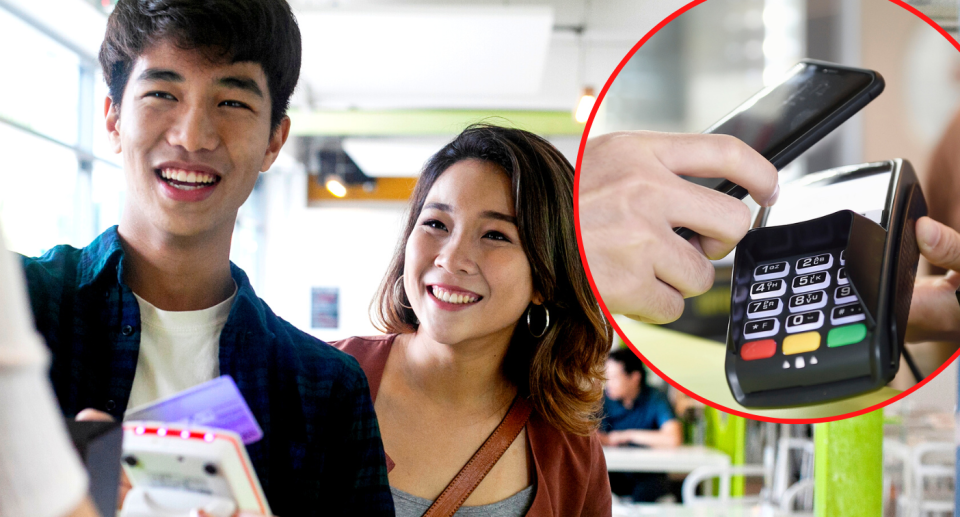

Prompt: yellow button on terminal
[{"left": 782, "top": 332, "right": 821, "bottom": 355}]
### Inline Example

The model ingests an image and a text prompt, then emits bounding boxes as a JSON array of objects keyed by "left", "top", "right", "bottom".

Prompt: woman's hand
[
  {"left": 907, "top": 217, "right": 960, "bottom": 343},
  {"left": 578, "top": 131, "right": 778, "bottom": 323}
]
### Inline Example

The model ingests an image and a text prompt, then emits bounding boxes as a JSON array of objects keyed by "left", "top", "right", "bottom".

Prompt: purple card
[{"left": 124, "top": 376, "right": 263, "bottom": 444}]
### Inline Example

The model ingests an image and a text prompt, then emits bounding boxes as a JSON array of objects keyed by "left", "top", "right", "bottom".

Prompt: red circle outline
[{"left": 573, "top": 0, "right": 960, "bottom": 424}]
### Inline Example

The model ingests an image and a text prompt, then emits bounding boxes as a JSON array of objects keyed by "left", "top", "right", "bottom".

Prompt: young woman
[{"left": 335, "top": 124, "right": 613, "bottom": 516}]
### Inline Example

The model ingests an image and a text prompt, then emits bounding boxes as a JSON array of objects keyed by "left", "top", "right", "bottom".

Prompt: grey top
[{"left": 391, "top": 485, "right": 536, "bottom": 517}]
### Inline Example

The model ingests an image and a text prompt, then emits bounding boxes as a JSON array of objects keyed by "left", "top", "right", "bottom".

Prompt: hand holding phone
[
  {"left": 578, "top": 131, "right": 777, "bottom": 323},
  {"left": 675, "top": 60, "right": 885, "bottom": 239}
]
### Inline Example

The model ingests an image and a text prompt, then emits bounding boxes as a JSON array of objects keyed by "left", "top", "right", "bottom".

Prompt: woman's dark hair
[
  {"left": 608, "top": 347, "right": 647, "bottom": 388},
  {"left": 372, "top": 123, "right": 613, "bottom": 436},
  {"left": 99, "top": 0, "right": 301, "bottom": 130}
]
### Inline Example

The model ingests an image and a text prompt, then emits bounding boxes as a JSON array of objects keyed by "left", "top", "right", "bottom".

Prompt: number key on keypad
[
  {"left": 750, "top": 279, "right": 786, "bottom": 300},
  {"left": 795, "top": 253, "right": 833, "bottom": 274},
  {"left": 747, "top": 299, "right": 783, "bottom": 319},
  {"left": 834, "top": 285, "right": 857, "bottom": 304},
  {"left": 792, "top": 272, "right": 830, "bottom": 293},
  {"left": 837, "top": 267, "right": 848, "bottom": 285},
  {"left": 754, "top": 261, "right": 789, "bottom": 280},
  {"left": 785, "top": 310, "right": 824, "bottom": 333},
  {"left": 788, "top": 290, "right": 826, "bottom": 313}
]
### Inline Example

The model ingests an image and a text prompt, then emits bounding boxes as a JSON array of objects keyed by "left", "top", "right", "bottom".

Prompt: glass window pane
[
  {"left": 91, "top": 160, "right": 125, "bottom": 234},
  {"left": 0, "top": 6, "right": 80, "bottom": 146},
  {"left": 0, "top": 124, "right": 80, "bottom": 256}
]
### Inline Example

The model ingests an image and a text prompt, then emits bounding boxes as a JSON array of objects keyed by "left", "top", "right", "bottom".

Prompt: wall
[
  {"left": 257, "top": 169, "right": 408, "bottom": 343},
  {"left": 861, "top": 1, "right": 960, "bottom": 178}
]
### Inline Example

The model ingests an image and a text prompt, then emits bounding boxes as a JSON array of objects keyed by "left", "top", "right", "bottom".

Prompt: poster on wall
[{"left": 311, "top": 287, "right": 339, "bottom": 329}]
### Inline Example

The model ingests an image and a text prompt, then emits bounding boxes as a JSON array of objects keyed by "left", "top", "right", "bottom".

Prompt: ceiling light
[
  {"left": 325, "top": 176, "right": 347, "bottom": 198},
  {"left": 575, "top": 87, "right": 596, "bottom": 124}
]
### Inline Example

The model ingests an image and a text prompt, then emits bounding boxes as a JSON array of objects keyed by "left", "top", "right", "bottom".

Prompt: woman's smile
[{"left": 427, "top": 284, "right": 483, "bottom": 310}]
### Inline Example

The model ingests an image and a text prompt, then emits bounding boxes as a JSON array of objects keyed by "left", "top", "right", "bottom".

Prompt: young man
[
  {"left": 600, "top": 347, "right": 682, "bottom": 502},
  {"left": 20, "top": 0, "right": 392, "bottom": 514}
]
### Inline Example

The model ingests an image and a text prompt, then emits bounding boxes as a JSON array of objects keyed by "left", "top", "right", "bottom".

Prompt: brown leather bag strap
[{"left": 422, "top": 395, "right": 534, "bottom": 517}]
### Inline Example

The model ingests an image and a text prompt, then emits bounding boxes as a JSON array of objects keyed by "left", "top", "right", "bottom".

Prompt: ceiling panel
[{"left": 299, "top": 6, "right": 553, "bottom": 97}]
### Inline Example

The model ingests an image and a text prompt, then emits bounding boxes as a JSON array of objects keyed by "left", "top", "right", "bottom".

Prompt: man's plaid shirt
[{"left": 20, "top": 226, "right": 394, "bottom": 515}]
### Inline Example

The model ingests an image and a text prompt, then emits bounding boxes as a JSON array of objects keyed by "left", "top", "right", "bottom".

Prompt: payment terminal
[{"left": 725, "top": 159, "right": 927, "bottom": 408}]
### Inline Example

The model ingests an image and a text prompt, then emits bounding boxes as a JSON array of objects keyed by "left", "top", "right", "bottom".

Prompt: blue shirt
[
  {"left": 601, "top": 388, "right": 677, "bottom": 434},
  {"left": 21, "top": 227, "right": 394, "bottom": 516}
]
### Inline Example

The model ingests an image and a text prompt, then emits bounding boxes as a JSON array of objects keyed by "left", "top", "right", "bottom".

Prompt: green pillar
[
  {"left": 704, "top": 407, "right": 746, "bottom": 496},
  {"left": 814, "top": 410, "right": 883, "bottom": 516}
]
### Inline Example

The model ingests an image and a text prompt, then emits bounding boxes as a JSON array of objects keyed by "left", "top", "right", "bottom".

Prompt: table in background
[
  {"left": 613, "top": 501, "right": 808, "bottom": 517},
  {"left": 603, "top": 445, "right": 731, "bottom": 473}
]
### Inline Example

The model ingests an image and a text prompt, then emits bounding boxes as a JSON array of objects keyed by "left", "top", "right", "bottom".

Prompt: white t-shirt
[
  {"left": 0, "top": 221, "right": 88, "bottom": 517},
  {"left": 127, "top": 287, "right": 237, "bottom": 410}
]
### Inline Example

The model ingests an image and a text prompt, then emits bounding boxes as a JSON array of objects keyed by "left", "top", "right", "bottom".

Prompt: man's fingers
[
  {"left": 917, "top": 217, "right": 960, "bottom": 272},
  {"left": 76, "top": 408, "right": 115, "bottom": 422},
  {"left": 653, "top": 235, "right": 716, "bottom": 298},
  {"left": 623, "top": 278, "right": 686, "bottom": 324},
  {"left": 653, "top": 133, "right": 779, "bottom": 207},
  {"left": 667, "top": 184, "right": 753, "bottom": 259}
]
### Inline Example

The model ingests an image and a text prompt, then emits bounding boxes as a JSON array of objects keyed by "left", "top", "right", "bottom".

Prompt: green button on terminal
[{"left": 827, "top": 323, "right": 867, "bottom": 347}]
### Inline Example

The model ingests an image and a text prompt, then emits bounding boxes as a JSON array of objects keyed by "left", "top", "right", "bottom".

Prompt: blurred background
[{"left": 2, "top": 0, "right": 959, "bottom": 514}]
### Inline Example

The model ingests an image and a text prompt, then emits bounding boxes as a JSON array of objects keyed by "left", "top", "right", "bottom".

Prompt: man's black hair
[
  {"left": 609, "top": 347, "right": 647, "bottom": 387},
  {"left": 99, "top": 0, "right": 301, "bottom": 130}
]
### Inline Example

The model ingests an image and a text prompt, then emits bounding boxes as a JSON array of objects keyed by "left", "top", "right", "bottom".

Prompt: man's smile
[
  {"left": 151, "top": 162, "right": 223, "bottom": 202},
  {"left": 156, "top": 167, "right": 221, "bottom": 190}
]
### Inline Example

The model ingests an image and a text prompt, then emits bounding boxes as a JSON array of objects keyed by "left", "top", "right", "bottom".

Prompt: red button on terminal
[{"left": 741, "top": 339, "right": 777, "bottom": 361}]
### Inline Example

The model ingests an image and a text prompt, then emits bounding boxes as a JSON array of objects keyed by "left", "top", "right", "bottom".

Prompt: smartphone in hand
[{"left": 675, "top": 60, "right": 884, "bottom": 239}]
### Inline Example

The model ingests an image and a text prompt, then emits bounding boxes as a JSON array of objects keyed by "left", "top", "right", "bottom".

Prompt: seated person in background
[
  {"left": 600, "top": 347, "right": 682, "bottom": 503},
  {"left": 600, "top": 348, "right": 681, "bottom": 448},
  {"left": 17, "top": 0, "right": 391, "bottom": 514}
]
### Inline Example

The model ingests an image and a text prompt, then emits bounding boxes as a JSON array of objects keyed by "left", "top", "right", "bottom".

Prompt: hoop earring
[
  {"left": 394, "top": 275, "right": 412, "bottom": 309},
  {"left": 527, "top": 304, "right": 550, "bottom": 338}
]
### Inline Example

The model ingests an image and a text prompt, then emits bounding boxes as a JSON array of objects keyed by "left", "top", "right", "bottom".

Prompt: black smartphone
[{"left": 675, "top": 60, "right": 885, "bottom": 239}]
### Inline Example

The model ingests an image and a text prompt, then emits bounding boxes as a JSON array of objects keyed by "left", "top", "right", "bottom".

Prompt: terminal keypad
[{"left": 739, "top": 249, "right": 869, "bottom": 368}]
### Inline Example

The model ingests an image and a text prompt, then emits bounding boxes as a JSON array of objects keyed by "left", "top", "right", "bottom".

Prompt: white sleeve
[{"left": 0, "top": 222, "right": 89, "bottom": 517}]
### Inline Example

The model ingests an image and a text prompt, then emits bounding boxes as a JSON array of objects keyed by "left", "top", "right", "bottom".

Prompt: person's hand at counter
[
  {"left": 578, "top": 131, "right": 779, "bottom": 323},
  {"left": 598, "top": 420, "right": 683, "bottom": 448},
  {"left": 907, "top": 216, "right": 960, "bottom": 342}
]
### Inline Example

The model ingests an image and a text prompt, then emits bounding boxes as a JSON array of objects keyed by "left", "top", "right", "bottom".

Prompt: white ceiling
[
  {"left": 298, "top": 6, "right": 555, "bottom": 98},
  {"left": 288, "top": 0, "right": 685, "bottom": 173},
  {"left": 15, "top": 0, "right": 682, "bottom": 112},
  {"left": 289, "top": 0, "right": 683, "bottom": 111}
]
